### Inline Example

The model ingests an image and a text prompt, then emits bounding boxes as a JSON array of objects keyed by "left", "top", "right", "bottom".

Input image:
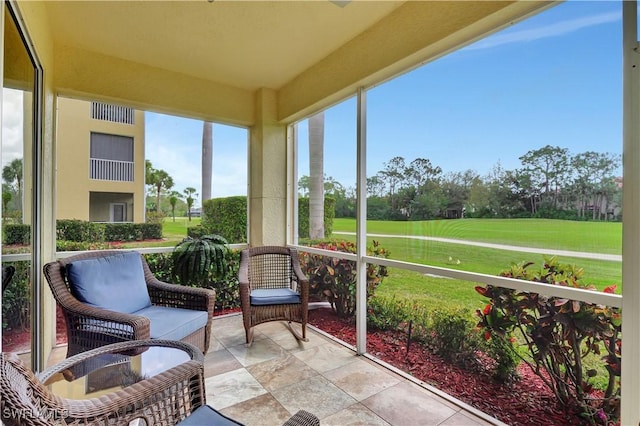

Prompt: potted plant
[{"left": 171, "top": 234, "right": 230, "bottom": 288}]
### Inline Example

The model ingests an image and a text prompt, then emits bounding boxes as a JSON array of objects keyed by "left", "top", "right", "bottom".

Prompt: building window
[
  {"left": 90, "top": 132, "right": 134, "bottom": 182},
  {"left": 91, "top": 102, "right": 135, "bottom": 125}
]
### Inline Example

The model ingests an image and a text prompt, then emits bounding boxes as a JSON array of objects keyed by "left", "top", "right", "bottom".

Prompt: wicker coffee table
[{"left": 37, "top": 339, "right": 205, "bottom": 425}]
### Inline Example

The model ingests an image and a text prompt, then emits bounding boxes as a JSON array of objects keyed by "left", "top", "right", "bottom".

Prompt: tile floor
[{"left": 203, "top": 314, "right": 505, "bottom": 426}]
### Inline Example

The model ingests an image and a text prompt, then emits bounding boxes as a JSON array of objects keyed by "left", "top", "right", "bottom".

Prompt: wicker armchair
[
  {"left": 44, "top": 250, "right": 215, "bottom": 357},
  {"left": 239, "top": 246, "right": 309, "bottom": 345},
  {"left": 1, "top": 340, "right": 205, "bottom": 426}
]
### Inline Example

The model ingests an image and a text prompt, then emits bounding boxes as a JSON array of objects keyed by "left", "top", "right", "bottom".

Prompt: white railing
[
  {"left": 292, "top": 244, "right": 623, "bottom": 308},
  {"left": 90, "top": 158, "right": 134, "bottom": 182},
  {"left": 90, "top": 102, "right": 134, "bottom": 125}
]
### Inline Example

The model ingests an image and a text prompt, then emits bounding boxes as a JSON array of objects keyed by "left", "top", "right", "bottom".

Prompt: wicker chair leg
[
  {"left": 245, "top": 327, "right": 254, "bottom": 347},
  {"left": 286, "top": 321, "right": 309, "bottom": 342}
]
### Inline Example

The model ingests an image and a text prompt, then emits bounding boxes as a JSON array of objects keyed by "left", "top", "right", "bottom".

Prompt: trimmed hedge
[
  {"left": 5, "top": 220, "right": 162, "bottom": 245},
  {"left": 4, "top": 224, "right": 30, "bottom": 245},
  {"left": 298, "top": 196, "right": 335, "bottom": 239},
  {"left": 202, "top": 196, "right": 247, "bottom": 243}
]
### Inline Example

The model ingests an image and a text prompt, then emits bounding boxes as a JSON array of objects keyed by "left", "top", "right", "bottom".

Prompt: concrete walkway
[{"left": 333, "top": 231, "right": 621, "bottom": 262}]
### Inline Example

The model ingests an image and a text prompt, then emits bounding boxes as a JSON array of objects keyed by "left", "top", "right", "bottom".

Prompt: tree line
[{"left": 299, "top": 145, "right": 622, "bottom": 221}]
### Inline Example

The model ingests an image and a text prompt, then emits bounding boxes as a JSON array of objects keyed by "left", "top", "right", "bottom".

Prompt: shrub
[
  {"left": 56, "top": 219, "right": 105, "bottom": 242},
  {"left": 299, "top": 239, "right": 388, "bottom": 317},
  {"left": 475, "top": 256, "right": 621, "bottom": 423},
  {"left": 4, "top": 224, "right": 31, "bottom": 245},
  {"left": 172, "top": 234, "right": 230, "bottom": 287},
  {"left": 1, "top": 262, "right": 30, "bottom": 330},
  {"left": 143, "top": 253, "right": 174, "bottom": 282},
  {"left": 202, "top": 196, "right": 247, "bottom": 243},
  {"left": 140, "top": 223, "right": 162, "bottom": 239},
  {"left": 297, "top": 197, "right": 336, "bottom": 238},
  {"left": 367, "top": 295, "right": 411, "bottom": 331},
  {"left": 429, "top": 308, "right": 479, "bottom": 369},
  {"left": 366, "top": 295, "right": 517, "bottom": 382},
  {"left": 144, "top": 250, "right": 240, "bottom": 312},
  {"left": 187, "top": 225, "right": 207, "bottom": 239},
  {"left": 56, "top": 240, "right": 91, "bottom": 251},
  {"left": 209, "top": 249, "right": 241, "bottom": 311}
]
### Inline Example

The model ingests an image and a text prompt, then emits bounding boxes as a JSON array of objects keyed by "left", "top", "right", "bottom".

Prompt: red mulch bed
[{"left": 308, "top": 307, "right": 586, "bottom": 426}]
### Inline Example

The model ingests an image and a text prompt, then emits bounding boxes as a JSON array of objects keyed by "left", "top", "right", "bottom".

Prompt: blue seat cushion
[
  {"left": 250, "top": 288, "right": 300, "bottom": 306},
  {"left": 67, "top": 252, "right": 151, "bottom": 314},
  {"left": 133, "top": 306, "right": 208, "bottom": 340},
  {"left": 178, "top": 405, "right": 243, "bottom": 425}
]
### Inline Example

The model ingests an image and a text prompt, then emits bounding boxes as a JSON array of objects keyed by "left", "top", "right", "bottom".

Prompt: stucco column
[{"left": 249, "top": 88, "right": 287, "bottom": 246}]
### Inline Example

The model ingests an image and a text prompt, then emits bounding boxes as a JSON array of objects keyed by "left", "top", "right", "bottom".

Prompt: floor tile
[
  {"left": 203, "top": 347, "right": 243, "bottom": 378},
  {"left": 294, "top": 341, "right": 358, "bottom": 373},
  {"left": 205, "top": 368, "right": 267, "bottom": 410},
  {"left": 362, "top": 382, "right": 458, "bottom": 425},
  {"left": 323, "top": 357, "right": 401, "bottom": 401},
  {"left": 271, "top": 375, "right": 357, "bottom": 419},
  {"left": 322, "top": 403, "right": 391, "bottom": 426},
  {"left": 219, "top": 393, "right": 293, "bottom": 426},
  {"left": 227, "top": 337, "right": 286, "bottom": 367},
  {"left": 246, "top": 352, "right": 318, "bottom": 392}
]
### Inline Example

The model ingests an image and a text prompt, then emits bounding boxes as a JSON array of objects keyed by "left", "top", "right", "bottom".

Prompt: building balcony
[{"left": 89, "top": 158, "right": 134, "bottom": 182}]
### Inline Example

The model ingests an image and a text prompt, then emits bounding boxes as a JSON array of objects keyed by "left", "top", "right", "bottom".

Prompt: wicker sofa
[{"left": 43, "top": 250, "right": 216, "bottom": 357}]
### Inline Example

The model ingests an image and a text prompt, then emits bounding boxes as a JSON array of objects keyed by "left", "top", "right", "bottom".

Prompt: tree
[
  {"left": 145, "top": 160, "right": 174, "bottom": 213},
  {"left": 2, "top": 192, "right": 11, "bottom": 218},
  {"left": 380, "top": 156, "right": 406, "bottom": 211},
  {"left": 367, "top": 174, "right": 386, "bottom": 198},
  {"left": 184, "top": 187, "right": 197, "bottom": 221},
  {"left": 2, "top": 158, "right": 22, "bottom": 212},
  {"left": 308, "top": 112, "right": 325, "bottom": 239},
  {"left": 168, "top": 191, "right": 182, "bottom": 222},
  {"left": 202, "top": 121, "right": 213, "bottom": 203},
  {"left": 519, "top": 145, "right": 569, "bottom": 209},
  {"left": 298, "top": 175, "right": 310, "bottom": 197}
]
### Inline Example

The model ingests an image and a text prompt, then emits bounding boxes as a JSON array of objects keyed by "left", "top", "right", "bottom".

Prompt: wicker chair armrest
[
  {"left": 61, "top": 300, "right": 150, "bottom": 336},
  {"left": 146, "top": 278, "right": 215, "bottom": 313}
]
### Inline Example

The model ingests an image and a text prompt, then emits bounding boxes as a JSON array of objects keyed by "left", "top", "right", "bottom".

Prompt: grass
[
  {"left": 326, "top": 218, "right": 622, "bottom": 314},
  {"left": 162, "top": 216, "right": 201, "bottom": 239},
  {"left": 333, "top": 217, "right": 622, "bottom": 255}
]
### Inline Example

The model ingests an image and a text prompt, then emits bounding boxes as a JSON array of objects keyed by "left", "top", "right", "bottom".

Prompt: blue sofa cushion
[
  {"left": 133, "top": 306, "right": 208, "bottom": 340},
  {"left": 178, "top": 405, "right": 243, "bottom": 425},
  {"left": 250, "top": 288, "right": 300, "bottom": 306},
  {"left": 67, "top": 252, "right": 151, "bottom": 314}
]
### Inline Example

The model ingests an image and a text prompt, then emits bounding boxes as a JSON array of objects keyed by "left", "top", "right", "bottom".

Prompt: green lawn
[
  {"left": 327, "top": 218, "right": 622, "bottom": 312},
  {"left": 333, "top": 217, "right": 622, "bottom": 254},
  {"left": 162, "top": 216, "right": 201, "bottom": 240}
]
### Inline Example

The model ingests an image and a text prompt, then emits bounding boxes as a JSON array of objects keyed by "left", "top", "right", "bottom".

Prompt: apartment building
[{"left": 56, "top": 97, "right": 145, "bottom": 223}]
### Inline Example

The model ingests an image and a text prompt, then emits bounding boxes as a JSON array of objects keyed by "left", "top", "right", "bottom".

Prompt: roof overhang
[{"left": 30, "top": 1, "right": 554, "bottom": 125}]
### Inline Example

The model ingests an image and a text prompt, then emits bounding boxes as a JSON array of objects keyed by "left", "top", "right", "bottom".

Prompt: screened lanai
[{"left": 2, "top": 0, "right": 640, "bottom": 424}]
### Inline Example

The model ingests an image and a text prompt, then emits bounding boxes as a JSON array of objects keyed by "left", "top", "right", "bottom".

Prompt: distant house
[
  {"left": 189, "top": 208, "right": 202, "bottom": 218},
  {"left": 56, "top": 98, "right": 145, "bottom": 223}
]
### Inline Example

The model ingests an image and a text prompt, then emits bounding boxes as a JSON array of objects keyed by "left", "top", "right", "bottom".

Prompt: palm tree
[
  {"left": 145, "top": 160, "right": 174, "bottom": 213},
  {"left": 202, "top": 121, "right": 213, "bottom": 203},
  {"left": 184, "top": 187, "right": 197, "bottom": 221},
  {"left": 168, "top": 191, "right": 182, "bottom": 222},
  {"left": 308, "top": 112, "right": 324, "bottom": 239},
  {"left": 2, "top": 158, "right": 22, "bottom": 212}
]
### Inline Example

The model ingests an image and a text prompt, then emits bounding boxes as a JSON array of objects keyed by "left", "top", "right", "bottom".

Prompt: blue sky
[{"left": 144, "top": 1, "right": 622, "bottom": 204}]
